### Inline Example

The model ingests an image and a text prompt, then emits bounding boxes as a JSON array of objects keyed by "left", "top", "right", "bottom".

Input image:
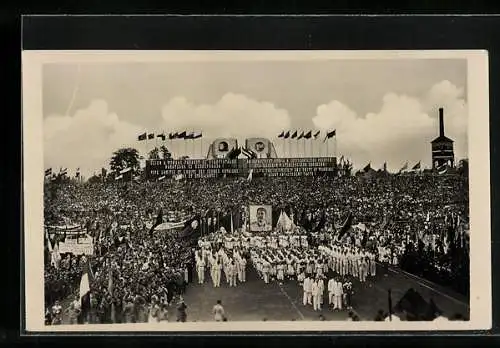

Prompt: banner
[
  {"left": 249, "top": 205, "right": 273, "bottom": 232},
  {"left": 213, "top": 138, "right": 238, "bottom": 158},
  {"left": 146, "top": 157, "right": 337, "bottom": 179},
  {"left": 245, "top": 138, "right": 270, "bottom": 158},
  {"left": 59, "top": 236, "right": 94, "bottom": 255}
]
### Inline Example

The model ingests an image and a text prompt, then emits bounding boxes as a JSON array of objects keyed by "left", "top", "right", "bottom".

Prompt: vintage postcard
[{"left": 22, "top": 50, "right": 491, "bottom": 332}]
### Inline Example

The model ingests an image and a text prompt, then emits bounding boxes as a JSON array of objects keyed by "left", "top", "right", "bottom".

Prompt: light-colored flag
[{"left": 247, "top": 169, "right": 253, "bottom": 182}]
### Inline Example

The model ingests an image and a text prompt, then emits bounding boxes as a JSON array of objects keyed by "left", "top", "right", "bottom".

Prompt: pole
[
  {"left": 200, "top": 132, "right": 203, "bottom": 159},
  {"left": 334, "top": 135, "right": 338, "bottom": 159},
  {"left": 108, "top": 256, "right": 115, "bottom": 323}
]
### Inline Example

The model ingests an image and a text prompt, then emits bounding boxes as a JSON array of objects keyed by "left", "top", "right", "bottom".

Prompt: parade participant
[
  {"left": 333, "top": 278, "right": 343, "bottom": 310},
  {"left": 51, "top": 300, "right": 63, "bottom": 325},
  {"left": 122, "top": 297, "right": 135, "bottom": 323},
  {"left": 262, "top": 259, "right": 271, "bottom": 284},
  {"left": 311, "top": 278, "right": 320, "bottom": 311},
  {"left": 214, "top": 260, "right": 222, "bottom": 288},
  {"left": 213, "top": 300, "right": 226, "bottom": 322},
  {"left": 148, "top": 295, "right": 161, "bottom": 323},
  {"left": 228, "top": 260, "right": 238, "bottom": 287},
  {"left": 317, "top": 275, "right": 325, "bottom": 308},
  {"left": 176, "top": 297, "right": 187, "bottom": 322},
  {"left": 196, "top": 253, "right": 206, "bottom": 284},
  {"left": 238, "top": 254, "right": 247, "bottom": 283},
  {"left": 359, "top": 256, "right": 369, "bottom": 283},
  {"left": 305, "top": 260, "right": 313, "bottom": 278},
  {"left": 159, "top": 304, "right": 169, "bottom": 322},
  {"left": 303, "top": 275, "right": 313, "bottom": 306},
  {"left": 67, "top": 294, "right": 81, "bottom": 325},
  {"left": 277, "top": 261, "right": 285, "bottom": 281},
  {"left": 344, "top": 280, "right": 353, "bottom": 310}
]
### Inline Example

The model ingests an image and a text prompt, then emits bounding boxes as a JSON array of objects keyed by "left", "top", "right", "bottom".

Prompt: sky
[{"left": 42, "top": 58, "right": 468, "bottom": 178}]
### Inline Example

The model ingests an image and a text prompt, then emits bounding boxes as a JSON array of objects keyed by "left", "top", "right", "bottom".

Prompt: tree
[
  {"left": 109, "top": 148, "right": 140, "bottom": 173},
  {"left": 160, "top": 145, "right": 172, "bottom": 160},
  {"left": 457, "top": 159, "right": 469, "bottom": 178},
  {"left": 87, "top": 175, "right": 102, "bottom": 184},
  {"left": 148, "top": 147, "right": 160, "bottom": 160}
]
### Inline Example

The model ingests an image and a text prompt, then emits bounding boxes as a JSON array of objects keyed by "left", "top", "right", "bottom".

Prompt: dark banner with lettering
[{"left": 146, "top": 157, "right": 336, "bottom": 179}]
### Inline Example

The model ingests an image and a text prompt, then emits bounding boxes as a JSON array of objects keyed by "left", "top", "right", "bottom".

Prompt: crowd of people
[{"left": 43, "top": 171, "right": 469, "bottom": 324}]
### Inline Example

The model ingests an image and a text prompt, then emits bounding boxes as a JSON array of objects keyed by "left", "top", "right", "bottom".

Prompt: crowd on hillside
[{"left": 43, "top": 173, "right": 469, "bottom": 324}]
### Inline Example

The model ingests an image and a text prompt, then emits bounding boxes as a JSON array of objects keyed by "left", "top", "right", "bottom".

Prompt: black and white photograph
[{"left": 22, "top": 50, "right": 491, "bottom": 332}]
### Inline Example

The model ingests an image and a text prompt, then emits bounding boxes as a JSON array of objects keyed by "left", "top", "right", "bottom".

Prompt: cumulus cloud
[
  {"left": 312, "top": 80, "right": 468, "bottom": 172},
  {"left": 44, "top": 100, "right": 142, "bottom": 178},
  {"left": 160, "top": 93, "right": 291, "bottom": 142}
]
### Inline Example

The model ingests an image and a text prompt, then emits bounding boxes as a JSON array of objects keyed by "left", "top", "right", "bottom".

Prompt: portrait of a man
[
  {"left": 249, "top": 205, "right": 272, "bottom": 232},
  {"left": 254, "top": 141, "right": 266, "bottom": 152},
  {"left": 218, "top": 141, "right": 229, "bottom": 152}
]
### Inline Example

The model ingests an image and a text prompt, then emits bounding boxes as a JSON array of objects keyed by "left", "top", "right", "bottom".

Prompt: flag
[
  {"left": 283, "top": 131, "right": 290, "bottom": 139},
  {"left": 241, "top": 147, "right": 256, "bottom": 159},
  {"left": 45, "top": 168, "right": 52, "bottom": 177},
  {"left": 247, "top": 169, "right": 253, "bottom": 182},
  {"left": 179, "top": 215, "right": 201, "bottom": 240},
  {"left": 437, "top": 163, "right": 448, "bottom": 175},
  {"left": 79, "top": 258, "right": 92, "bottom": 301},
  {"left": 226, "top": 147, "right": 241, "bottom": 159},
  {"left": 149, "top": 209, "right": 163, "bottom": 237},
  {"left": 75, "top": 168, "right": 80, "bottom": 178},
  {"left": 297, "top": 131, "right": 304, "bottom": 140},
  {"left": 324, "top": 130, "right": 336, "bottom": 142},
  {"left": 169, "top": 132, "right": 178, "bottom": 140},
  {"left": 148, "top": 133, "right": 155, "bottom": 140},
  {"left": 138, "top": 132, "right": 147, "bottom": 141},
  {"left": 363, "top": 162, "right": 371, "bottom": 172},
  {"left": 80, "top": 257, "right": 94, "bottom": 323},
  {"left": 337, "top": 212, "right": 353, "bottom": 240},
  {"left": 115, "top": 174, "right": 123, "bottom": 181},
  {"left": 192, "top": 132, "right": 203, "bottom": 139},
  {"left": 157, "top": 133, "right": 166, "bottom": 141},
  {"left": 120, "top": 167, "right": 132, "bottom": 174},
  {"left": 291, "top": 130, "right": 298, "bottom": 139},
  {"left": 313, "top": 130, "right": 321, "bottom": 139},
  {"left": 184, "top": 132, "right": 195, "bottom": 139},
  {"left": 439, "top": 167, "right": 448, "bottom": 175},
  {"left": 278, "top": 131, "right": 284, "bottom": 138},
  {"left": 304, "top": 131, "right": 312, "bottom": 139},
  {"left": 399, "top": 162, "right": 408, "bottom": 173},
  {"left": 158, "top": 176, "right": 166, "bottom": 181},
  {"left": 383, "top": 162, "right": 387, "bottom": 172},
  {"left": 412, "top": 161, "right": 421, "bottom": 170},
  {"left": 178, "top": 131, "right": 187, "bottom": 138},
  {"left": 230, "top": 213, "right": 234, "bottom": 233}
]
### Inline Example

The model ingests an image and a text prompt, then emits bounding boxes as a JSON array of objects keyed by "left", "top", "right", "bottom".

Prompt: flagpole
[{"left": 184, "top": 132, "right": 187, "bottom": 158}]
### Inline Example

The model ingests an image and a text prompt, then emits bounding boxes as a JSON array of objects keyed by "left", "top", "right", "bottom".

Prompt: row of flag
[
  {"left": 44, "top": 167, "right": 81, "bottom": 180},
  {"left": 277, "top": 130, "right": 336, "bottom": 142},
  {"left": 358, "top": 161, "right": 451, "bottom": 174},
  {"left": 138, "top": 131, "right": 203, "bottom": 141}
]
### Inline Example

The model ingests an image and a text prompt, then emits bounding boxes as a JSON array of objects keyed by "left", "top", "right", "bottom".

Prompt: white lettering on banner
[{"left": 59, "top": 240, "right": 94, "bottom": 255}]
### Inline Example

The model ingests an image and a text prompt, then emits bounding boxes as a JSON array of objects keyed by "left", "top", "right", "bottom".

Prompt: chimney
[{"left": 439, "top": 107, "right": 444, "bottom": 137}]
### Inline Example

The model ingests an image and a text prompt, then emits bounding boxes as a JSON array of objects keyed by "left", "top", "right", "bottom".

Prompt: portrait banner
[{"left": 249, "top": 205, "right": 273, "bottom": 232}]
